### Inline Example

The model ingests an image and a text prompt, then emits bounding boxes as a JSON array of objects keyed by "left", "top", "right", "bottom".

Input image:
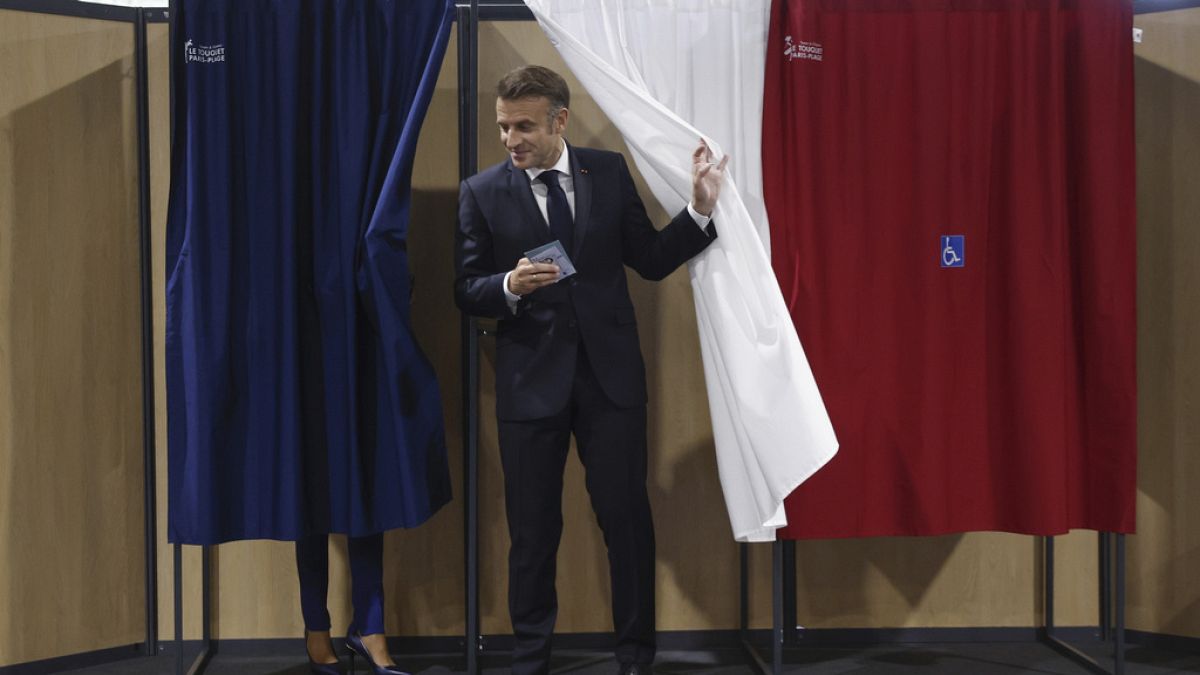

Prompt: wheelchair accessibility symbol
[{"left": 941, "top": 235, "right": 965, "bottom": 268}]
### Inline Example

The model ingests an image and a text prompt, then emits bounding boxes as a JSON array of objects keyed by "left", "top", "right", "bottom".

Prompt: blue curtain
[{"left": 166, "top": 0, "right": 454, "bottom": 544}]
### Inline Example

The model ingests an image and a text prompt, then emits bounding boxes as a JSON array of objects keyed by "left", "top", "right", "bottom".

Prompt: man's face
[{"left": 496, "top": 96, "right": 568, "bottom": 171}]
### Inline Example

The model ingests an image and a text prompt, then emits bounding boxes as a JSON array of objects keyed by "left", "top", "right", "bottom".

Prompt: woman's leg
[
  {"left": 347, "top": 533, "right": 394, "bottom": 666},
  {"left": 296, "top": 534, "right": 337, "bottom": 664}
]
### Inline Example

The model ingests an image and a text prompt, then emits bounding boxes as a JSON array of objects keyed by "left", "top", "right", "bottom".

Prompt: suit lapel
[
  {"left": 569, "top": 147, "right": 592, "bottom": 258},
  {"left": 505, "top": 146, "right": 592, "bottom": 257},
  {"left": 507, "top": 162, "right": 552, "bottom": 244}
]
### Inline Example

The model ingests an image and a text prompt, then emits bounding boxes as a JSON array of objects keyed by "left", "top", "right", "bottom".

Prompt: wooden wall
[
  {"left": 1130, "top": 7, "right": 1200, "bottom": 640},
  {"left": 3, "top": 5, "right": 1198, "bottom": 669},
  {"left": 0, "top": 10, "right": 145, "bottom": 666}
]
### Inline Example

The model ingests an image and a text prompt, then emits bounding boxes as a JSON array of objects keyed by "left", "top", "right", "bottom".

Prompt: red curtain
[{"left": 763, "top": 0, "right": 1136, "bottom": 538}]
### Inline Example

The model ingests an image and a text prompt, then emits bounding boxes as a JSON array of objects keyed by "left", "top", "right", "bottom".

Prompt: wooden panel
[
  {"left": 788, "top": 531, "right": 1097, "bottom": 629},
  {"left": 1131, "top": 7, "right": 1200, "bottom": 640},
  {"left": 0, "top": 10, "right": 144, "bottom": 666}
]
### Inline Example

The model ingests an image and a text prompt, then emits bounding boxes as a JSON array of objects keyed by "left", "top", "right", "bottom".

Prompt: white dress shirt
[{"left": 503, "top": 140, "right": 711, "bottom": 308}]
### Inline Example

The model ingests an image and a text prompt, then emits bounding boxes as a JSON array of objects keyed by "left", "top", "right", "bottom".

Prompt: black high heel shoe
[
  {"left": 344, "top": 629, "right": 410, "bottom": 675},
  {"left": 305, "top": 630, "right": 345, "bottom": 675}
]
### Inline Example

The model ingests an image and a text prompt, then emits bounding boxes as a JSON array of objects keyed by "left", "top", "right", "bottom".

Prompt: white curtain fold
[{"left": 524, "top": 0, "right": 837, "bottom": 541}]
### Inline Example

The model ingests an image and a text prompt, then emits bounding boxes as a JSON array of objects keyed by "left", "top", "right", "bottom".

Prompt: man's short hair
[{"left": 497, "top": 65, "right": 570, "bottom": 119}]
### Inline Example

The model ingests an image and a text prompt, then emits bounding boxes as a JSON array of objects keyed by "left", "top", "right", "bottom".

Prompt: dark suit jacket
[{"left": 455, "top": 144, "right": 716, "bottom": 421}]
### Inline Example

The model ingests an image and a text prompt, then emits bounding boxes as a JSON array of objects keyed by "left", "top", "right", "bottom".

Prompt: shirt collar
[{"left": 526, "top": 139, "right": 571, "bottom": 183}]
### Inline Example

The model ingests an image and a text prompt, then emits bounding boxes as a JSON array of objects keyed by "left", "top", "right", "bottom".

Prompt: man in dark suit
[{"left": 455, "top": 65, "right": 727, "bottom": 675}]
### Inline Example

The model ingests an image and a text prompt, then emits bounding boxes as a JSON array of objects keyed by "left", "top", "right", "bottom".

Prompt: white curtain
[{"left": 525, "top": 0, "right": 837, "bottom": 542}]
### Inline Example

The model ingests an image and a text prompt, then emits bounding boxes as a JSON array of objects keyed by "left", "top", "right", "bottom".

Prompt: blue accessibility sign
[{"left": 941, "top": 235, "right": 965, "bottom": 268}]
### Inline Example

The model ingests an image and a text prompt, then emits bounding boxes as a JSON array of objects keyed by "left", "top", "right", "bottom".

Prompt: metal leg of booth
[{"left": 1041, "top": 533, "right": 1127, "bottom": 675}]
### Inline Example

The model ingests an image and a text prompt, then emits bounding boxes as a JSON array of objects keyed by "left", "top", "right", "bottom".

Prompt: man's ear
[{"left": 555, "top": 107, "right": 570, "bottom": 134}]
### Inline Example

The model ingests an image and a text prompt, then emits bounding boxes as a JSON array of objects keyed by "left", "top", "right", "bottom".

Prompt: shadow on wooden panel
[
  {"left": 1134, "top": 54, "right": 1200, "bottom": 639},
  {"left": 1, "top": 58, "right": 144, "bottom": 663}
]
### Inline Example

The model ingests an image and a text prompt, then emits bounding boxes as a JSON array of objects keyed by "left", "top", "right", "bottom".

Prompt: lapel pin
[{"left": 580, "top": 168, "right": 589, "bottom": 174}]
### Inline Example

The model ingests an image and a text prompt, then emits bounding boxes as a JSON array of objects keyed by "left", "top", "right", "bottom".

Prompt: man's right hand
[{"left": 507, "top": 257, "right": 562, "bottom": 297}]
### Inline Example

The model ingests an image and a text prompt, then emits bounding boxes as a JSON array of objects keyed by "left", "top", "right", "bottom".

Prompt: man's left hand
[{"left": 691, "top": 138, "right": 729, "bottom": 217}]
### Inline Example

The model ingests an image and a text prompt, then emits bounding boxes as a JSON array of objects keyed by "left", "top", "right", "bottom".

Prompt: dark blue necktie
[{"left": 538, "top": 170, "right": 574, "bottom": 253}]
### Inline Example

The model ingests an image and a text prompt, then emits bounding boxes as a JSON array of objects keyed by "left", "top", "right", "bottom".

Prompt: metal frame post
[
  {"left": 782, "top": 540, "right": 797, "bottom": 644},
  {"left": 1115, "top": 534, "right": 1126, "bottom": 675},
  {"left": 134, "top": 4, "right": 159, "bottom": 660},
  {"left": 1046, "top": 536, "right": 1056, "bottom": 630},
  {"left": 772, "top": 540, "right": 784, "bottom": 675},
  {"left": 174, "top": 545, "right": 184, "bottom": 674},
  {"left": 1042, "top": 532, "right": 1127, "bottom": 675},
  {"left": 739, "top": 543, "right": 749, "bottom": 634},
  {"left": 457, "top": 1, "right": 482, "bottom": 673},
  {"left": 173, "top": 544, "right": 213, "bottom": 675}
]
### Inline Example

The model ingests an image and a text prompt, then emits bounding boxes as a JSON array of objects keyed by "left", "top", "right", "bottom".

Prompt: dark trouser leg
[
  {"left": 497, "top": 408, "right": 573, "bottom": 675},
  {"left": 348, "top": 533, "right": 385, "bottom": 636},
  {"left": 573, "top": 355, "right": 656, "bottom": 667},
  {"left": 296, "top": 534, "right": 332, "bottom": 631}
]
